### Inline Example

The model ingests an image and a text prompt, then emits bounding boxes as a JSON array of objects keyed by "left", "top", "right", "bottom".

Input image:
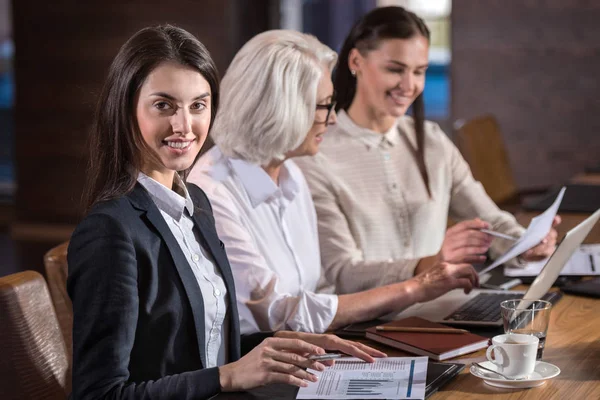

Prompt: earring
[{"left": 350, "top": 69, "right": 356, "bottom": 77}]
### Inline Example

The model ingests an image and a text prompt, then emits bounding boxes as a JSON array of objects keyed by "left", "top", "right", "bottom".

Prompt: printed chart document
[
  {"left": 505, "top": 244, "right": 600, "bottom": 277},
  {"left": 296, "top": 356, "right": 428, "bottom": 400},
  {"left": 479, "top": 187, "right": 566, "bottom": 275}
]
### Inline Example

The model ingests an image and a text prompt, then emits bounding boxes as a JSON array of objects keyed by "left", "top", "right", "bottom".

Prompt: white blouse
[
  {"left": 295, "top": 111, "right": 526, "bottom": 294},
  {"left": 188, "top": 147, "right": 338, "bottom": 335}
]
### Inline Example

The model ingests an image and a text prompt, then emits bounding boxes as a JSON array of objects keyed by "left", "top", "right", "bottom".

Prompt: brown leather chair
[
  {"left": 0, "top": 270, "right": 69, "bottom": 399},
  {"left": 43, "top": 242, "right": 71, "bottom": 363},
  {"left": 454, "top": 115, "right": 547, "bottom": 210}
]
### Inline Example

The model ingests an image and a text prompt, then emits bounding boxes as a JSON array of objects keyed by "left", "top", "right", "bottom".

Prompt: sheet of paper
[
  {"left": 296, "top": 356, "right": 428, "bottom": 400},
  {"left": 478, "top": 187, "right": 566, "bottom": 275},
  {"left": 504, "top": 244, "right": 600, "bottom": 277}
]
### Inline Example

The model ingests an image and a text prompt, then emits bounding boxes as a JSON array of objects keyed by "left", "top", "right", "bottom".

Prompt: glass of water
[{"left": 500, "top": 299, "right": 552, "bottom": 360}]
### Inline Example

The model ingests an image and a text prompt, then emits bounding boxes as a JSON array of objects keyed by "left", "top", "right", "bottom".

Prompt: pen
[
  {"left": 308, "top": 353, "right": 343, "bottom": 361},
  {"left": 375, "top": 326, "right": 469, "bottom": 334},
  {"left": 480, "top": 229, "right": 519, "bottom": 241}
]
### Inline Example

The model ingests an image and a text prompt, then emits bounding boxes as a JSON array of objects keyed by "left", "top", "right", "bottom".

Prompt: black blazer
[{"left": 67, "top": 183, "right": 268, "bottom": 399}]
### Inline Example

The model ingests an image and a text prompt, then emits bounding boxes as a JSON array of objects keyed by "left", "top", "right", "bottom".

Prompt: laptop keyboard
[{"left": 444, "top": 291, "right": 563, "bottom": 322}]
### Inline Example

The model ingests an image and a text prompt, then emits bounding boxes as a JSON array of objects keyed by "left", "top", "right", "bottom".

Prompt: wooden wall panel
[
  {"left": 11, "top": 0, "right": 275, "bottom": 272},
  {"left": 451, "top": 0, "right": 600, "bottom": 187}
]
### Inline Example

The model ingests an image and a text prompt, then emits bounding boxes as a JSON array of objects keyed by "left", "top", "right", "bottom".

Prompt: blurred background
[{"left": 0, "top": 0, "right": 599, "bottom": 277}]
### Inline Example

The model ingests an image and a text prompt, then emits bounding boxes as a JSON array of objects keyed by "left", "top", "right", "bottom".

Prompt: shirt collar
[
  {"left": 228, "top": 158, "right": 300, "bottom": 208},
  {"left": 137, "top": 172, "right": 194, "bottom": 220},
  {"left": 336, "top": 109, "right": 401, "bottom": 148}
]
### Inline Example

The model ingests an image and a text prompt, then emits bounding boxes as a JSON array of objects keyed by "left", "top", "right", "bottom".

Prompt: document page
[
  {"left": 504, "top": 244, "right": 600, "bottom": 277},
  {"left": 296, "top": 356, "right": 428, "bottom": 400},
  {"left": 479, "top": 187, "right": 566, "bottom": 275}
]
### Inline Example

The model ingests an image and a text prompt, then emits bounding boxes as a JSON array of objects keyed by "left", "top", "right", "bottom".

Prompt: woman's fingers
[
  {"left": 553, "top": 215, "right": 562, "bottom": 227},
  {"left": 326, "top": 335, "right": 387, "bottom": 361},
  {"left": 269, "top": 337, "right": 324, "bottom": 356},
  {"left": 450, "top": 230, "right": 492, "bottom": 248},
  {"left": 445, "top": 245, "right": 488, "bottom": 264},
  {"left": 267, "top": 358, "right": 320, "bottom": 382},
  {"left": 268, "top": 371, "right": 313, "bottom": 388},
  {"left": 267, "top": 348, "right": 326, "bottom": 372},
  {"left": 448, "top": 218, "right": 490, "bottom": 234},
  {"left": 451, "top": 254, "right": 486, "bottom": 264},
  {"left": 352, "top": 341, "right": 387, "bottom": 358},
  {"left": 453, "top": 263, "right": 479, "bottom": 288}
]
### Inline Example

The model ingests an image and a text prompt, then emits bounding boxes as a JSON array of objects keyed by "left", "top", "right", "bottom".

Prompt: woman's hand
[
  {"left": 438, "top": 219, "right": 492, "bottom": 264},
  {"left": 218, "top": 337, "right": 327, "bottom": 391},
  {"left": 519, "top": 216, "right": 562, "bottom": 262},
  {"left": 275, "top": 331, "right": 387, "bottom": 364},
  {"left": 412, "top": 261, "right": 480, "bottom": 303}
]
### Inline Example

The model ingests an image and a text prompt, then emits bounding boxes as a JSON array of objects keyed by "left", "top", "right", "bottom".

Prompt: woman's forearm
[{"left": 328, "top": 279, "right": 421, "bottom": 330}]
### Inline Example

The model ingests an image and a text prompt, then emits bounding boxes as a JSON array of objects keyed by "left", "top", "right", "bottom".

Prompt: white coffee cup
[{"left": 485, "top": 333, "right": 539, "bottom": 379}]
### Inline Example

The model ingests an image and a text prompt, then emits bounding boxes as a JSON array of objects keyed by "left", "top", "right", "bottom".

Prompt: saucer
[{"left": 470, "top": 361, "right": 561, "bottom": 389}]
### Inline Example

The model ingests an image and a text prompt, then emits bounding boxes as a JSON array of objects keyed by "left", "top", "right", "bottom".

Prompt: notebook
[
  {"left": 365, "top": 317, "right": 489, "bottom": 361},
  {"left": 334, "top": 318, "right": 386, "bottom": 338}
]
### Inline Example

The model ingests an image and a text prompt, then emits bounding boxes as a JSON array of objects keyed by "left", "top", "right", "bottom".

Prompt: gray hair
[{"left": 211, "top": 30, "right": 337, "bottom": 165}]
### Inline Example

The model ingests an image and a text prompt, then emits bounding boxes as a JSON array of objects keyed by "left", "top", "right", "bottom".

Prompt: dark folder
[
  {"left": 424, "top": 361, "right": 465, "bottom": 398},
  {"left": 585, "top": 164, "right": 600, "bottom": 174},
  {"left": 562, "top": 277, "right": 600, "bottom": 298},
  {"left": 523, "top": 184, "right": 600, "bottom": 213}
]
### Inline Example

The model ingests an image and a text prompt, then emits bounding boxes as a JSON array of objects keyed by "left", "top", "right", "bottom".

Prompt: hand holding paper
[
  {"left": 519, "top": 215, "right": 561, "bottom": 261},
  {"left": 479, "top": 187, "right": 566, "bottom": 275}
]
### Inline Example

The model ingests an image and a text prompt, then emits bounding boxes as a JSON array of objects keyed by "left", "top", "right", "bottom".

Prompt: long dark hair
[
  {"left": 335, "top": 6, "right": 431, "bottom": 196},
  {"left": 83, "top": 24, "right": 220, "bottom": 211}
]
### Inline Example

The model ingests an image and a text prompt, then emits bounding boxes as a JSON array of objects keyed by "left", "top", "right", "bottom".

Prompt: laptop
[{"left": 391, "top": 208, "right": 600, "bottom": 327}]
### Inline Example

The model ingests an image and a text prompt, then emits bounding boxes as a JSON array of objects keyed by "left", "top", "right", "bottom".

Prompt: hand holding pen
[{"left": 437, "top": 218, "right": 493, "bottom": 264}]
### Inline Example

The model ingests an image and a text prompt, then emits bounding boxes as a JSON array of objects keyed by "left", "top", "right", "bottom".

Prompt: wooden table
[
  {"left": 419, "top": 208, "right": 600, "bottom": 399},
  {"left": 571, "top": 172, "right": 600, "bottom": 185},
  {"left": 376, "top": 179, "right": 600, "bottom": 398},
  {"left": 220, "top": 178, "right": 600, "bottom": 400},
  {"left": 354, "top": 286, "right": 600, "bottom": 400}
]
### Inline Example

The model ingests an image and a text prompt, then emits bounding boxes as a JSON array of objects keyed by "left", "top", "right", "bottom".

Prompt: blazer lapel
[{"left": 128, "top": 184, "right": 209, "bottom": 368}]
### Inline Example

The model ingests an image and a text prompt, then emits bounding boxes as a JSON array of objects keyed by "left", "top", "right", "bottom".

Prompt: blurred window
[
  {"left": 0, "top": 0, "right": 14, "bottom": 202},
  {"left": 280, "top": 0, "right": 451, "bottom": 120}
]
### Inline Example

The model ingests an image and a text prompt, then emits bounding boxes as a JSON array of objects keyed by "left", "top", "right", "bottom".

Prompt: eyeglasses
[{"left": 315, "top": 101, "right": 336, "bottom": 126}]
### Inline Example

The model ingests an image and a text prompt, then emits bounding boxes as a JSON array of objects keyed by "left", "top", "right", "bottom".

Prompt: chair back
[
  {"left": 455, "top": 115, "right": 518, "bottom": 204},
  {"left": 0, "top": 270, "right": 69, "bottom": 399},
  {"left": 43, "top": 242, "right": 71, "bottom": 362}
]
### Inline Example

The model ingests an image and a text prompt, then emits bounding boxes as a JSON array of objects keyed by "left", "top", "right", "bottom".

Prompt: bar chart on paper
[
  {"left": 346, "top": 378, "right": 394, "bottom": 396},
  {"left": 296, "top": 357, "right": 428, "bottom": 399}
]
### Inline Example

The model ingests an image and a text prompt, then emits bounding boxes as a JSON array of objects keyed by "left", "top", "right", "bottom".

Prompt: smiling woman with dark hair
[
  {"left": 295, "top": 6, "right": 560, "bottom": 296},
  {"left": 67, "top": 25, "right": 382, "bottom": 400}
]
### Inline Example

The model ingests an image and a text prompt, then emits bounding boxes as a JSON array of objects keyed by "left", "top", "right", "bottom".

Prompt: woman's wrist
[
  {"left": 218, "top": 364, "right": 234, "bottom": 392},
  {"left": 404, "top": 276, "right": 425, "bottom": 305}
]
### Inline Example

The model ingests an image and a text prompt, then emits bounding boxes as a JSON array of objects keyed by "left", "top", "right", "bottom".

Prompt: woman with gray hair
[{"left": 188, "top": 30, "right": 479, "bottom": 335}]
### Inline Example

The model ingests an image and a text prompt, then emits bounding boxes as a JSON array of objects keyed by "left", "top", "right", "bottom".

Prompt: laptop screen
[{"left": 524, "top": 209, "right": 600, "bottom": 301}]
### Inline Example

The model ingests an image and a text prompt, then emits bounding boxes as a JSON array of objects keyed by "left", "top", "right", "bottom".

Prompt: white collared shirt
[
  {"left": 137, "top": 173, "right": 229, "bottom": 368},
  {"left": 188, "top": 147, "right": 338, "bottom": 335}
]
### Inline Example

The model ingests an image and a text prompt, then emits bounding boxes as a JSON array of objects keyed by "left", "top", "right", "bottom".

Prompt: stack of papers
[
  {"left": 296, "top": 356, "right": 428, "bottom": 400},
  {"left": 505, "top": 244, "right": 600, "bottom": 277}
]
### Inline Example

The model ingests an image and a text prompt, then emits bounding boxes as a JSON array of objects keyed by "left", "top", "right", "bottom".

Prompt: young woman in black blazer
[{"left": 67, "top": 25, "right": 384, "bottom": 399}]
